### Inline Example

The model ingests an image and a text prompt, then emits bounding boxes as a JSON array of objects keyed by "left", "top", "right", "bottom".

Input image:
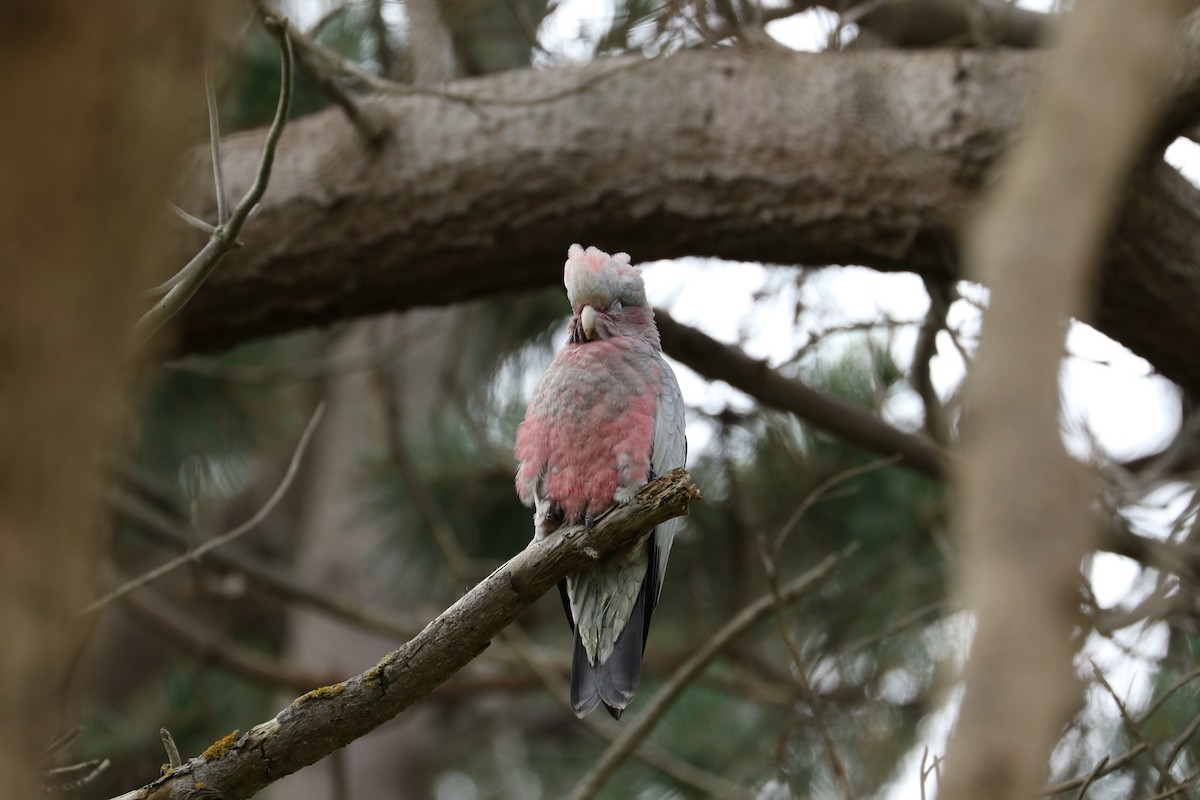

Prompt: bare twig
[
  {"left": 1042, "top": 744, "right": 1148, "bottom": 796},
  {"left": 136, "top": 15, "right": 293, "bottom": 342},
  {"left": 253, "top": 0, "right": 387, "bottom": 147},
  {"left": 40, "top": 759, "right": 111, "bottom": 795},
  {"left": 1071, "top": 755, "right": 1109, "bottom": 800},
  {"left": 123, "top": 589, "right": 337, "bottom": 694},
  {"left": 837, "top": 600, "right": 947, "bottom": 659},
  {"left": 106, "top": 469, "right": 699, "bottom": 800},
  {"left": 1092, "top": 665, "right": 1176, "bottom": 790},
  {"left": 565, "top": 546, "right": 854, "bottom": 800},
  {"left": 266, "top": 11, "right": 650, "bottom": 109},
  {"left": 919, "top": 746, "right": 942, "bottom": 800},
  {"left": 1159, "top": 706, "right": 1200, "bottom": 791},
  {"left": 771, "top": 456, "right": 901, "bottom": 564},
  {"left": 111, "top": 488, "right": 423, "bottom": 640},
  {"left": 206, "top": 55, "right": 228, "bottom": 227},
  {"left": 168, "top": 203, "right": 217, "bottom": 236},
  {"left": 757, "top": 459, "right": 898, "bottom": 800},
  {"left": 38, "top": 727, "right": 83, "bottom": 763},
  {"left": 1136, "top": 775, "right": 1200, "bottom": 800},
  {"left": 84, "top": 403, "right": 324, "bottom": 614},
  {"left": 1140, "top": 665, "right": 1200, "bottom": 723},
  {"left": 913, "top": 277, "right": 953, "bottom": 445},
  {"left": 160, "top": 730, "right": 182, "bottom": 770}
]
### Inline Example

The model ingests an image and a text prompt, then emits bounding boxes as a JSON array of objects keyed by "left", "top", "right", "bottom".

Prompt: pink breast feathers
[{"left": 515, "top": 338, "right": 662, "bottom": 524}]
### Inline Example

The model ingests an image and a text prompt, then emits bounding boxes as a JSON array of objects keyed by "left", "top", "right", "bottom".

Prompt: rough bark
[
  {"left": 110, "top": 470, "right": 700, "bottom": 800},
  {"left": 170, "top": 47, "right": 1200, "bottom": 401}
]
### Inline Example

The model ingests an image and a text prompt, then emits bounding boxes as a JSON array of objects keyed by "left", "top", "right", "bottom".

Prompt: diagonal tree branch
[
  {"left": 107, "top": 469, "right": 700, "bottom": 800},
  {"left": 656, "top": 309, "right": 952, "bottom": 480}
]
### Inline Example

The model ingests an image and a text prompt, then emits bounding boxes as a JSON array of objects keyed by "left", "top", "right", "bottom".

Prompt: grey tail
[{"left": 569, "top": 542, "right": 661, "bottom": 719}]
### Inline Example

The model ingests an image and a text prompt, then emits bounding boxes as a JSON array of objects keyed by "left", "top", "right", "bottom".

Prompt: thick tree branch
[
  {"left": 108, "top": 469, "right": 700, "bottom": 800},
  {"left": 842, "top": 0, "right": 1047, "bottom": 48},
  {"left": 657, "top": 309, "right": 951, "bottom": 480},
  {"left": 169, "top": 47, "right": 1200, "bottom": 402}
]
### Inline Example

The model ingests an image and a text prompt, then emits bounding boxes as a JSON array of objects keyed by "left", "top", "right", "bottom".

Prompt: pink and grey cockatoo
[{"left": 514, "top": 245, "right": 686, "bottom": 719}]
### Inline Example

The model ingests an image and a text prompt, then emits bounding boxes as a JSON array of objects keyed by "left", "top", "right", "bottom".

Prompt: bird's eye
[{"left": 611, "top": 300, "right": 623, "bottom": 311}]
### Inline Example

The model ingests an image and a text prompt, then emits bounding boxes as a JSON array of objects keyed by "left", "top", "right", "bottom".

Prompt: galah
[{"left": 514, "top": 244, "right": 686, "bottom": 719}]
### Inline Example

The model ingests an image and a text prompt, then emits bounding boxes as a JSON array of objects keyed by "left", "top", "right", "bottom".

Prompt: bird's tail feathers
[{"left": 570, "top": 576, "right": 650, "bottom": 720}]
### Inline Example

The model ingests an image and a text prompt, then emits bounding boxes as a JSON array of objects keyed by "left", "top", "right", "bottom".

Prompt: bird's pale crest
[{"left": 564, "top": 244, "right": 647, "bottom": 311}]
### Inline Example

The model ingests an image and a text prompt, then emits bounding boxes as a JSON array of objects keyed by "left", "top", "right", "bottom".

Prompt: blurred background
[{"left": 52, "top": 2, "right": 1200, "bottom": 798}]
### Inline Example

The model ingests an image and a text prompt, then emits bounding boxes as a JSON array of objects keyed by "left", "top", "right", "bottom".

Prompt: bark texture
[{"left": 171, "top": 48, "right": 1200, "bottom": 400}]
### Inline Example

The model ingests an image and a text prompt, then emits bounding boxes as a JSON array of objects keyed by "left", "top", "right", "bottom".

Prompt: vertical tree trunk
[{"left": 0, "top": 4, "right": 220, "bottom": 793}]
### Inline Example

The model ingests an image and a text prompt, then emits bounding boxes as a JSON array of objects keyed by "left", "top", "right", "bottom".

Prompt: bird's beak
[{"left": 581, "top": 305, "right": 597, "bottom": 340}]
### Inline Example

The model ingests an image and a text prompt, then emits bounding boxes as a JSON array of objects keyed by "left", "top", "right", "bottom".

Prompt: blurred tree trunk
[
  {"left": 267, "top": 312, "right": 464, "bottom": 798},
  {"left": 0, "top": 3, "right": 220, "bottom": 794}
]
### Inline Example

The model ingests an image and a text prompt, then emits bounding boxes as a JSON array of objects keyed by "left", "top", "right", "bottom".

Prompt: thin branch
[
  {"left": 40, "top": 759, "right": 111, "bottom": 795},
  {"left": 1071, "top": 756, "right": 1109, "bottom": 800},
  {"left": 135, "top": 14, "right": 293, "bottom": 342},
  {"left": 772, "top": 456, "right": 901, "bottom": 565},
  {"left": 107, "top": 469, "right": 699, "bottom": 800},
  {"left": 758, "top": 465, "right": 886, "bottom": 800},
  {"left": 84, "top": 403, "right": 323, "bottom": 614},
  {"left": 38, "top": 727, "right": 83, "bottom": 763},
  {"left": 1159, "top": 705, "right": 1200, "bottom": 791},
  {"left": 111, "top": 488, "right": 423, "bottom": 640},
  {"left": 1140, "top": 665, "right": 1200, "bottom": 723},
  {"left": 266, "top": 9, "right": 651, "bottom": 109},
  {"left": 565, "top": 546, "right": 855, "bottom": 800},
  {"left": 1092, "top": 665, "right": 1176, "bottom": 791},
  {"left": 253, "top": 0, "right": 388, "bottom": 147},
  {"left": 837, "top": 600, "right": 947, "bottom": 659},
  {"left": 756, "top": 458, "right": 901, "bottom": 800},
  {"left": 1042, "top": 744, "right": 1149, "bottom": 796},
  {"left": 122, "top": 588, "right": 336, "bottom": 694},
  {"left": 160, "top": 729, "right": 182, "bottom": 771},
  {"left": 913, "top": 277, "right": 952, "bottom": 445},
  {"left": 168, "top": 203, "right": 217, "bottom": 237},
  {"left": 206, "top": 54, "right": 228, "bottom": 227},
  {"left": 1136, "top": 774, "right": 1200, "bottom": 800}
]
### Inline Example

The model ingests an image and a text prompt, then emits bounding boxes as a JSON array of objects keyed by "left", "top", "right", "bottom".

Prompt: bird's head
[{"left": 563, "top": 244, "right": 657, "bottom": 346}]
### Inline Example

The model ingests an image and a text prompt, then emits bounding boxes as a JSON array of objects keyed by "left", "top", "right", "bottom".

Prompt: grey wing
[{"left": 649, "top": 356, "right": 687, "bottom": 603}]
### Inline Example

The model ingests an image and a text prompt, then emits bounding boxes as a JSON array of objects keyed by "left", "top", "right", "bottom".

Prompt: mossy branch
[{"left": 107, "top": 469, "right": 700, "bottom": 800}]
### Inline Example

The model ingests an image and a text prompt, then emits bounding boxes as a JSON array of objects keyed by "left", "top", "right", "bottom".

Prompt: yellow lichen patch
[
  {"left": 194, "top": 782, "right": 206, "bottom": 790},
  {"left": 201, "top": 729, "right": 240, "bottom": 761},
  {"left": 295, "top": 682, "right": 347, "bottom": 704},
  {"left": 365, "top": 652, "right": 398, "bottom": 682}
]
